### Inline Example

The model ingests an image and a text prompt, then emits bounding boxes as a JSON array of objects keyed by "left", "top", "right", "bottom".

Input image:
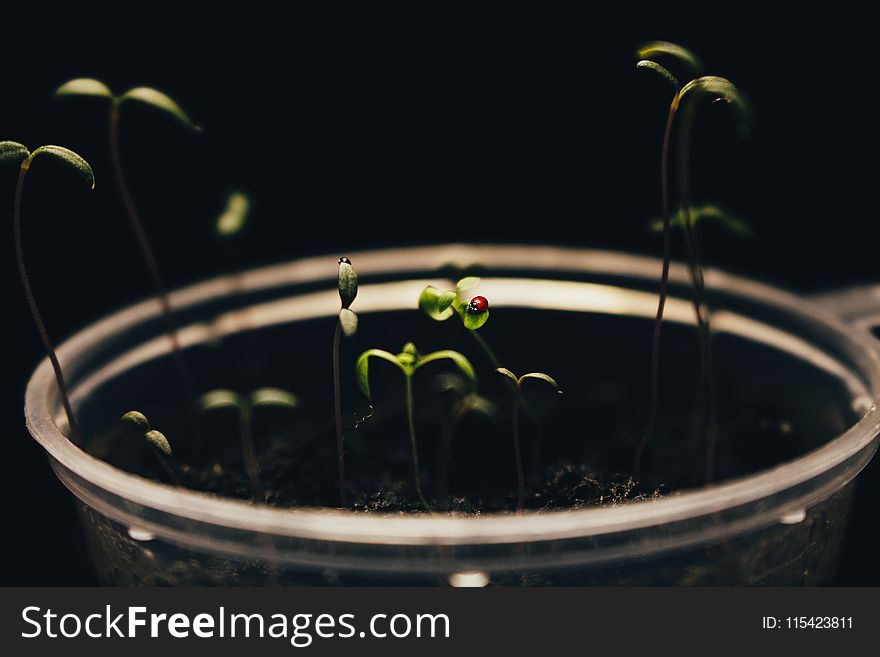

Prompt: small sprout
[
  {"left": 120, "top": 411, "right": 179, "bottom": 483},
  {"left": 145, "top": 430, "right": 172, "bottom": 458},
  {"left": 337, "top": 257, "right": 358, "bottom": 309},
  {"left": 333, "top": 257, "right": 360, "bottom": 507},
  {"left": 356, "top": 343, "right": 477, "bottom": 511},
  {"left": 196, "top": 388, "right": 300, "bottom": 501},
  {"left": 495, "top": 368, "right": 563, "bottom": 514},
  {"left": 215, "top": 191, "right": 251, "bottom": 238},
  {"left": 648, "top": 204, "right": 754, "bottom": 239},
  {"left": 54, "top": 79, "right": 200, "bottom": 394},
  {"left": 8, "top": 142, "right": 95, "bottom": 446},
  {"left": 635, "top": 41, "right": 702, "bottom": 76},
  {"left": 419, "top": 277, "right": 496, "bottom": 364}
]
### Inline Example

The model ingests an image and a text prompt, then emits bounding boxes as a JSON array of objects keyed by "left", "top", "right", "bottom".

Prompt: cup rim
[{"left": 24, "top": 243, "right": 880, "bottom": 547}]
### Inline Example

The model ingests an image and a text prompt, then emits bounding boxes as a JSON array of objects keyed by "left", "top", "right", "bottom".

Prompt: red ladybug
[{"left": 467, "top": 296, "right": 489, "bottom": 314}]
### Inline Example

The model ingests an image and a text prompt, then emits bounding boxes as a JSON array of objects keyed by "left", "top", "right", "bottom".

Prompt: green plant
[
  {"left": 120, "top": 410, "right": 179, "bottom": 485},
  {"left": 419, "top": 277, "right": 495, "bottom": 364},
  {"left": 54, "top": 79, "right": 200, "bottom": 391},
  {"left": 333, "top": 257, "right": 359, "bottom": 506},
  {"left": 495, "top": 368, "right": 562, "bottom": 513},
  {"left": 356, "top": 342, "right": 476, "bottom": 511},
  {"left": 3, "top": 141, "right": 95, "bottom": 446},
  {"left": 634, "top": 42, "right": 747, "bottom": 481},
  {"left": 196, "top": 388, "right": 300, "bottom": 500}
]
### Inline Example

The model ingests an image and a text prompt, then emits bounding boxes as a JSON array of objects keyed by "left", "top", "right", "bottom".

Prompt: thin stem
[
  {"left": 512, "top": 385, "right": 525, "bottom": 514},
  {"left": 634, "top": 94, "right": 680, "bottom": 480},
  {"left": 151, "top": 450, "right": 183, "bottom": 487},
  {"left": 404, "top": 373, "right": 432, "bottom": 512},
  {"left": 677, "top": 101, "right": 720, "bottom": 485},
  {"left": 332, "top": 320, "right": 348, "bottom": 506},
  {"left": 468, "top": 329, "right": 501, "bottom": 369},
  {"left": 109, "top": 102, "right": 192, "bottom": 395},
  {"left": 14, "top": 166, "right": 81, "bottom": 446},
  {"left": 239, "top": 405, "right": 263, "bottom": 501}
]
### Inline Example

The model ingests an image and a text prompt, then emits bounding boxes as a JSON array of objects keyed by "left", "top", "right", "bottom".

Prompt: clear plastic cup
[{"left": 25, "top": 245, "right": 880, "bottom": 585}]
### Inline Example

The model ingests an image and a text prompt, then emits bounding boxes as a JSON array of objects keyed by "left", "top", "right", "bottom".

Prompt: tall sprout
[{"left": 4, "top": 142, "right": 95, "bottom": 446}]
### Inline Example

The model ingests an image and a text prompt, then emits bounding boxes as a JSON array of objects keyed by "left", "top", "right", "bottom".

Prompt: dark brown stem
[
  {"left": 332, "top": 320, "right": 348, "bottom": 506},
  {"left": 512, "top": 385, "right": 525, "bottom": 514},
  {"left": 151, "top": 450, "right": 183, "bottom": 487},
  {"left": 677, "top": 101, "right": 719, "bottom": 485},
  {"left": 109, "top": 102, "right": 192, "bottom": 395},
  {"left": 634, "top": 94, "right": 680, "bottom": 480},
  {"left": 14, "top": 165, "right": 81, "bottom": 446}
]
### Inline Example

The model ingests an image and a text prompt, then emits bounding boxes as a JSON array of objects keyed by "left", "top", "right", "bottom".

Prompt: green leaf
[
  {"left": 215, "top": 191, "right": 251, "bottom": 238},
  {"left": 250, "top": 387, "right": 300, "bottom": 409},
  {"left": 648, "top": 204, "right": 754, "bottom": 239},
  {"left": 415, "top": 350, "right": 476, "bottom": 392},
  {"left": 462, "top": 305, "right": 489, "bottom": 330},
  {"left": 636, "top": 60, "right": 679, "bottom": 91},
  {"left": 24, "top": 146, "right": 95, "bottom": 189},
  {"left": 519, "top": 372, "right": 563, "bottom": 394},
  {"left": 337, "top": 257, "right": 358, "bottom": 309},
  {"left": 680, "top": 76, "right": 750, "bottom": 136},
  {"left": 0, "top": 141, "right": 30, "bottom": 166},
  {"left": 339, "top": 308, "right": 359, "bottom": 337},
  {"left": 145, "top": 429, "right": 173, "bottom": 457},
  {"left": 53, "top": 78, "right": 114, "bottom": 100},
  {"left": 418, "top": 286, "right": 456, "bottom": 321},
  {"left": 494, "top": 367, "right": 519, "bottom": 384},
  {"left": 456, "top": 277, "right": 480, "bottom": 298},
  {"left": 635, "top": 41, "right": 702, "bottom": 74},
  {"left": 119, "top": 87, "right": 199, "bottom": 130},
  {"left": 355, "top": 349, "right": 404, "bottom": 401},
  {"left": 120, "top": 410, "right": 151, "bottom": 432},
  {"left": 196, "top": 389, "right": 243, "bottom": 412}
]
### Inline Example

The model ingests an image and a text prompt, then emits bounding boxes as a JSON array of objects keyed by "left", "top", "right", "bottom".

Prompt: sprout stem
[
  {"left": 109, "top": 102, "right": 191, "bottom": 395},
  {"left": 13, "top": 166, "right": 81, "bottom": 446},
  {"left": 332, "top": 320, "right": 348, "bottom": 506},
  {"left": 404, "top": 373, "right": 432, "bottom": 512},
  {"left": 635, "top": 94, "right": 680, "bottom": 479},
  {"left": 512, "top": 385, "right": 525, "bottom": 514},
  {"left": 238, "top": 405, "right": 263, "bottom": 500},
  {"left": 677, "top": 102, "right": 719, "bottom": 483}
]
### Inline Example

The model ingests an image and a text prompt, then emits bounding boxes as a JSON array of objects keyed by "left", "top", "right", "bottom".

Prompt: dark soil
[{"left": 80, "top": 308, "right": 858, "bottom": 515}]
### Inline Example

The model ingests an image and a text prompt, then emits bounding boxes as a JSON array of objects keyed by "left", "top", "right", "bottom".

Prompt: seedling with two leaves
[
  {"left": 333, "top": 257, "right": 359, "bottom": 506},
  {"left": 634, "top": 41, "right": 748, "bottom": 481},
  {"left": 356, "top": 342, "right": 476, "bottom": 511},
  {"left": 2, "top": 141, "right": 95, "bottom": 446},
  {"left": 419, "top": 277, "right": 497, "bottom": 366},
  {"left": 54, "top": 79, "right": 200, "bottom": 391},
  {"left": 495, "top": 369, "right": 563, "bottom": 513},
  {"left": 120, "top": 410, "right": 180, "bottom": 485},
  {"left": 196, "top": 388, "right": 300, "bottom": 501}
]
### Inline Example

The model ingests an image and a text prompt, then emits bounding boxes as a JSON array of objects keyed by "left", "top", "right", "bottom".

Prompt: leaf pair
[
  {"left": 635, "top": 41, "right": 749, "bottom": 129},
  {"left": 54, "top": 78, "right": 200, "bottom": 130},
  {"left": 1, "top": 142, "right": 95, "bottom": 187},
  {"left": 337, "top": 257, "right": 359, "bottom": 337},
  {"left": 647, "top": 203, "right": 754, "bottom": 238},
  {"left": 196, "top": 387, "right": 300, "bottom": 414},
  {"left": 121, "top": 410, "right": 173, "bottom": 457},
  {"left": 419, "top": 276, "right": 489, "bottom": 330},
  {"left": 356, "top": 342, "right": 476, "bottom": 402}
]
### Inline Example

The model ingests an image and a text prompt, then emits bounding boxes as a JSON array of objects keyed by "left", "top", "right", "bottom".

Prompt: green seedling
[
  {"left": 495, "top": 369, "right": 562, "bottom": 514},
  {"left": 356, "top": 342, "right": 476, "bottom": 511},
  {"left": 648, "top": 203, "right": 753, "bottom": 239},
  {"left": 215, "top": 191, "right": 252, "bottom": 240},
  {"left": 54, "top": 79, "right": 200, "bottom": 391},
  {"left": 433, "top": 373, "right": 499, "bottom": 504},
  {"left": 120, "top": 410, "right": 180, "bottom": 485},
  {"left": 333, "top": 257, "right": 359, "bottom": 507},
  {"left": 3, "top": 142, "right": 95, "bottom": 446},
  {"left": 419, "top": 277, "right": 496, "bottom": 365},
  {"left": 634, "top": 43, "right": 748, "bottom": 481},
  {"left": 196, "top": 388, "right": 300, "bottom": 501}
]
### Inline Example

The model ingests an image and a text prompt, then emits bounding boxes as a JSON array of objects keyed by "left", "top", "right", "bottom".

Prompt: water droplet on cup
[
  {"left": 128, "top": 527, "right": 155, "bottom": 541},
  {"left": 779, "top": 509, "right": 806, "bottom": 525},
  {"left": 448, "top": 570, "right": 489, "bottom": 587}
]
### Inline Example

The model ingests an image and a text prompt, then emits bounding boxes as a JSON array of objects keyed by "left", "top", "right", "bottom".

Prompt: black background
[{"left": 2, "top": 2, "right": 878, "bottom": 585}]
